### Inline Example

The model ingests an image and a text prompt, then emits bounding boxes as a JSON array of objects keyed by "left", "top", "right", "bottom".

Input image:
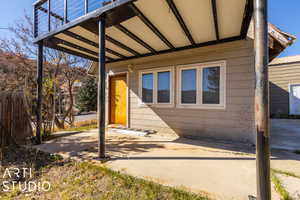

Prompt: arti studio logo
[{"left": 1, "top": 168, "right": 51, "bottom": 192}]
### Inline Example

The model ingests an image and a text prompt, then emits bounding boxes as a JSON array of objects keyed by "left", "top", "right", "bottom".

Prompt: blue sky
[{"left": 0, "top": 0, "right": 299, "bottom": 57}]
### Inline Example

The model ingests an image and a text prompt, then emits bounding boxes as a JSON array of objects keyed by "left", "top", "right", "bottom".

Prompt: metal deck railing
[{"left": 33, "top": 0, "right": 115, "bottom": 37}]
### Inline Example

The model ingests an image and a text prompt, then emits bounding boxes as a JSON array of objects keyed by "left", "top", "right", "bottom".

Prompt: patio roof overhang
[{"left": 34, "top": 0, "right": 253, "bottom": 63}]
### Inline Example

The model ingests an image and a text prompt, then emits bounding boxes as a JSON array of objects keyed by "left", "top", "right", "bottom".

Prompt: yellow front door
[{"left": 109, "top": 75, "right": 127, "bottom": 126}]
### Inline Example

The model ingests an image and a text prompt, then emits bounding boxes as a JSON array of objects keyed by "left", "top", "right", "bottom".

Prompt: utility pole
[{"left": 254, "top": 0, "right": 271, "bottom": 199}]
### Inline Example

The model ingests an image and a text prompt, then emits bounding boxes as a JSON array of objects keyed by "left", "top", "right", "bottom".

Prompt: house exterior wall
[
  {"left": 269, "top": 57, "right": 300, "bottom": 116},
  {"left": 106, "top": 40, "right": 255, "bottom": 144}
]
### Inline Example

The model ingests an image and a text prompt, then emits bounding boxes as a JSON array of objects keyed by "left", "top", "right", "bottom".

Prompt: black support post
[
  {"left": 36, "top": 41, "right": 44, "bottom": 145},
  {"left": 64, "top": 0, "right": 68, "bottom": 23},
  {"left": 98, "top": 16, "right": 106, "bottom": 158},
  {"left": 254, "top": 0, "right": 271, "bottom": 199},
  {"left": 48, "top": 0, "right": 51, "bottom": 31},
  {"left": 33, "top": 5, "right": 38, "bottom": 37},
  {"left": 85, "top": 0, "right": 89, "bottom": 14}
]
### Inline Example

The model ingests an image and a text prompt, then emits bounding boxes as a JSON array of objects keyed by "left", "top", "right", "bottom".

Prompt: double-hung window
[
  {"left": 139, "top": 67, "right": 174, "bottom": 107},
  {"left": 177, "top": 61, "right": 226, "bottom": 109}
]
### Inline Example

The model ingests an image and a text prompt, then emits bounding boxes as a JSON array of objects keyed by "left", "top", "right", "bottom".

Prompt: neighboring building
[
  {"left": 33, "top": 0, "right": 295, "bottom": 144},
  {"left": 269, "top": 55, "right": 300, "bottom": 117}
]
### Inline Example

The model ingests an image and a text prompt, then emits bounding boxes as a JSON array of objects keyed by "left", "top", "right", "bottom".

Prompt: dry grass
[
  {"left": 271, "top": 169, "right": 292, "bottom": 200},
  {"left": 54, "top": 119, "right": 98, "bottom": 133},
  {"left": 272, "top": 168, "right": 300, "bottom": 179},
  {"left": 0, "top": 147, "right": 209, "bottom": 200}
]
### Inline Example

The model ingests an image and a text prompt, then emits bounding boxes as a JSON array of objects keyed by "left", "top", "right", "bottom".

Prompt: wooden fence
[{"left": 0, "top": 92, "right": 33, "bottom": 147}]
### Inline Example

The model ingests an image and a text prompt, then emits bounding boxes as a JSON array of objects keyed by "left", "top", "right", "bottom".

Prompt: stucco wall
[{"left": 106, "top": 40, "right": 255, "bottom": 144}]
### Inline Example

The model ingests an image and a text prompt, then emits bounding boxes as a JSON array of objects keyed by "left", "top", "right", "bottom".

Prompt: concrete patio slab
[
  {"left": 34, "top": 129, "right": 300, "bottom": 200},
  {"left": 271, "top": 119, "right": 300, "bottom": 151},
  {"left": 277, "top": 174, "right": 300, "bottom": 200}
]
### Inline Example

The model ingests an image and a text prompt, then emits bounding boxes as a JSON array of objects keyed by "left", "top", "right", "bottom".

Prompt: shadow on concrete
[
  {"left": 47, "top": 131, "right": 84, "bottom": 140},
  {"left": 110, "top": 157, "right": 255, "bottom": 161},
  {"left": 36, "top": 130, "right": 300, "bottom": 163},
  {"left": 109, "top": 154, "right": 300, "bottom": 161},
  {"left": 270, "top": 119, "right": 300, "bottom": 151},
  {"left": 271, "top": 149, "right": 300, "bottom": 162}
]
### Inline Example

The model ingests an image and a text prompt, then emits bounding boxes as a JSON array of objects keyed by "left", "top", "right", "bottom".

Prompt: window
[
  {"left": 181, "top": 69, "right": 197, "bottom": 104},
  {"left": 142, "top": 73, "right": 153, "bottom": 103},
  {"left": 139, "top": 67, "right": 174, "bottom": 107},
  {"left": 157, "top": 71, "right": 170, "bottom": 103},
  {"left": 177, "top": 61, "right": 226, "bottom": 109},
  {"left": 202, "top": 67, "right": 220, "bottom": 104}
]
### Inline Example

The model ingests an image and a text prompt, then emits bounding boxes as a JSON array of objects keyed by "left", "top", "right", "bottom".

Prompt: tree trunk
[
  {"left": 52, "top": 80, "right": 56, "bottom": 132},
  {"left": 54, "top": 115, "right": 64, "bottom": 129},
  {"left": 66, "top": 81, "right": 74, "bottom": 126},
  {"left": 54, "top": 80, "right": 74, "bottom": 129}
]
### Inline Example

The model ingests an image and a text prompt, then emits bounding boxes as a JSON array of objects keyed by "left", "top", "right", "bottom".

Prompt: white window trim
[
  {"left": 139, "top": 66, "right": 175, "bottom": 108},
  {"left": 176, "top": 60, "right": 226, "bottom": 110}
]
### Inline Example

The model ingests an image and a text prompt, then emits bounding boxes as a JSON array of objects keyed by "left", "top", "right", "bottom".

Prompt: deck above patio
[{"left": 33, "top": 0, "right": 253, "bottom": 63}]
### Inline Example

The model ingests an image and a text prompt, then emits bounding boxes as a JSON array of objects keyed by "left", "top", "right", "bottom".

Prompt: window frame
[
  {"left": 177, "top": 61, "right": 226, "bottom": 109},
  {"left": 139, "top": 66, "right": 175, "bottom": 108}
]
